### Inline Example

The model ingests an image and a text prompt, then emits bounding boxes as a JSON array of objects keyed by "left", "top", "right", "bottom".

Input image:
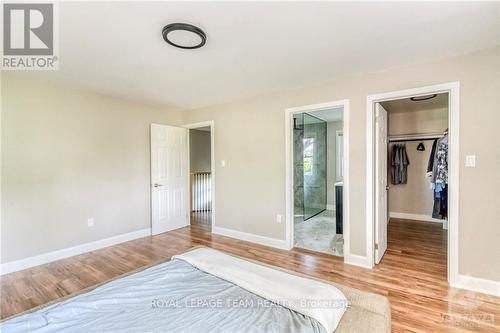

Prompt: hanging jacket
[
  {"left": 400, "top": 144, "right": 410, "bottom": 184},
  {"left": 427, "top": 139, "right": 438, "bottom": 176},
  {"left": 390, "top": 144, "right": 398, "bottom": 184}
]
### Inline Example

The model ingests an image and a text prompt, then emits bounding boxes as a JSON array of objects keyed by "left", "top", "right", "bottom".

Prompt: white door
[
  {"left": 375, "top": 103, "right": 388, "bottom": 264},
  {"left": 150, "top": 124, "right": 188, "bottom": 235}
]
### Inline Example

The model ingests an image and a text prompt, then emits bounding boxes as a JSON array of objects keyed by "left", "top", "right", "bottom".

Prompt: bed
[{"left": 1, "top": 247, "right": 390, "bottom": 333}]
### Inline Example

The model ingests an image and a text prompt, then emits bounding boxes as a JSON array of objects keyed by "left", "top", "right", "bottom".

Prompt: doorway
[
  {"left": 185, "top": 121, "right": 215, "bottom": 232},
  {"left": 285, "top": 100, "right": 350, "bottom": 258},
  {"left": 366, "top": 82, "right": 459, "bottom": 283},
  {"left": 150, "top": 121, "right": 215, "bottom": 235}
]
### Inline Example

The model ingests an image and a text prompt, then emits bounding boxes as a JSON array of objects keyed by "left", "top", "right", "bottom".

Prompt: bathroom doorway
[{"left": 285, "top": 100, "right": 349, "bottom": 257}]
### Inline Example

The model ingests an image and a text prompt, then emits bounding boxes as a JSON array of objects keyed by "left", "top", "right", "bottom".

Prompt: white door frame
[
  {"left": 366, "top": 82, "right": 460, "bottom": 284},
  {"left": 184, "top": 120, "right": 216, "bottom": 230},
  {"left": 285, "top": 99, "right": 350, "bottom": 257}
]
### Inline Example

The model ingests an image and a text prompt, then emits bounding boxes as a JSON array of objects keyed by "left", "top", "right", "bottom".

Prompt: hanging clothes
[
  {"left": 433, "top": 135, "right": 448, "bottom": 185},
  {"left": 390, "top": 144, "right": 398, "bottom": 185},
  {"left": 390, "top": 144, "right": 410, "bottom": 185},
  {"left": 400, "top": 144, "right": 410, "bottom": 184},
  {"left": 431, "top": 134, "right": 448, "bottom": 219},
  {"left": 426, "top": 139, "right": 438, "bottom": 177}
]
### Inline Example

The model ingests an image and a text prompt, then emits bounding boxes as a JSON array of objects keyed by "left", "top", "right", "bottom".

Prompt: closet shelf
[{"left": 388, "top": 132, "right": 443, "bottom": 143}]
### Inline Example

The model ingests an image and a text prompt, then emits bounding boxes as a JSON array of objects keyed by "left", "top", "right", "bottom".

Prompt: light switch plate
[
  {"left": 87, "top": 218, "right": 95, "bottom": 227},
  {"left": 276, "top": 214, "right": 282, "bottom": 223},
  {"left": 221, "top": 160, "right": 226, "bottom": 167},
  {"left": 465, "top": 155, "right": 476, "bottom": 167}
]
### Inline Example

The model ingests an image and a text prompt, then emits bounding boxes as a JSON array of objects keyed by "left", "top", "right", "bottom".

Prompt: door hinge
[{"left": 375, "top": 243, "right": 379, "bottom": 250}]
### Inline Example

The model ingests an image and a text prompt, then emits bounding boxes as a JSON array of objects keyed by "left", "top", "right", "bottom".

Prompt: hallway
[{"left": 190, "top": 211, "right": 211, "bottom": 231}]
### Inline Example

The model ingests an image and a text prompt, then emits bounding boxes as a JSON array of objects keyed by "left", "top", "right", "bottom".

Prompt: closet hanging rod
[{"left": 388, "top": 133, "right": 443, "bottom": 143}]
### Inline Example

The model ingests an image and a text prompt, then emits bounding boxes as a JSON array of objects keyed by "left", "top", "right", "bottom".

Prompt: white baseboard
[
  {"left": 344, "top": 253, "right": 373, "bottom": 269},
  {"left": 389, "top": 212, "right": 445, "bottom": 224},
  {"left": 451, "top": 274, "right": 500, "bottom": 297},
  {"left": 0, "top": 228, "right": 151, "bottom": 275},
  {"left": 212, "top": 226, "right": 291, "bottom": 250}
]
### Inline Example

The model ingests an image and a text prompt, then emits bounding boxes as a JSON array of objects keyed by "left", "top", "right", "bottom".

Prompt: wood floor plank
[{"left": 1, "top": 218, "right": 499, "bottom": 332}]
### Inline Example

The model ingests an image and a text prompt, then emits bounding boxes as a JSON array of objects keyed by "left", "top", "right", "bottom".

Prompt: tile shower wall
[
  {"left": 303, "top": 115, "right": 327, "bottom": 219},
  {"left": 294, "top": 113, "right": 327, "bottom": 220}
]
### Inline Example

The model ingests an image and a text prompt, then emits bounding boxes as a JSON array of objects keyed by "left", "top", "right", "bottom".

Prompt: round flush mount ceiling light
[
  {"left": 162, "top": 23, "right": 206, "bottom": 49},
  {"left": 410, "top": 94, "right": 437, "bottom": 101}
]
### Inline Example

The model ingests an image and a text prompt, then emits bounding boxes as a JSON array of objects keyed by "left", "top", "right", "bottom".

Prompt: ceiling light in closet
[
  {"left": 162, "top": 23, "right": 206, "bottom": 49},
  {"left": 410, "top": 94, "right": 437, "bottom": 101}
]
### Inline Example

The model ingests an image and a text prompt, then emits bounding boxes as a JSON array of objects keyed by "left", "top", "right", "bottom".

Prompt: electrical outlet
[
  {"left": 87, "top": 218, "right": 95, "bottom": 227},
  {"left": 276, "top": 214, "right": 282, "bottom": 223}
]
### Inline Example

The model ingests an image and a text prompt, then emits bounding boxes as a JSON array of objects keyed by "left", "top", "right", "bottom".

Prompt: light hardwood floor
[
  {"left": 1, "top": 219, "right": 499, "bottom": 332},
  {"left": 190, "top": 211, "right": 212, "bottom": 230}
]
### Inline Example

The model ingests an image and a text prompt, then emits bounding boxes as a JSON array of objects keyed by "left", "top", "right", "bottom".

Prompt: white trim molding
[
  {"left": 184, "top": 120, "right": 216, "bottom": 231},
  {"left": 389, "top": 212, "right": 445, "bottom": 224},
  {"left": 344, "top": 254, "right": 372, "bottom": 269},
  {"left": 451, "top": 275, "right": 500, "bottom": 297},
  {"left": 212, "top": 226, "right": 290, "bottom": 250},
  {"left": 0, "top": 228, "right": 151, "bottom": 275},
  {"left": 284, "top": 99, "right": 352, "bottom": 263},
  {"left": 366, "top": 82, "right": 460, "bottom": 283}
]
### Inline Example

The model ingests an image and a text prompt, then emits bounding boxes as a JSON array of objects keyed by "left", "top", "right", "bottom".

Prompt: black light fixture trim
[
  {"left": 162, "top": 23, "right": 206, "bottom": 49},
  {"left": 410, "top": 94, "right": 437, "bottom": 101}
]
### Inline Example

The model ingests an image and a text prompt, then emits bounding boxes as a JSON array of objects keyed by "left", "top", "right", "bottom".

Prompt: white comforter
[{"left": 174, "top": 247, "right": 348, "bottom": 333}]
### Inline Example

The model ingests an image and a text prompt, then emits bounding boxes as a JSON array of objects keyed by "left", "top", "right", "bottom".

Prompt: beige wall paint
[
  {"left": 183, "top": 48, "right": 500, "bottom": 281},
  {"left": 1, "top": 73, "right": 183, "bottom": 263},
  {"left": 388, "top": 108, "right": 448, "bottom": 135},
  {"left": 189, "top": 129, "right": 211, "bottom": 173},
  {"left": 388, "top": 108, "right": 448, "bottom": 216},
  {"left": 326, "top": 121, "right": 343, "bottom": 207}
]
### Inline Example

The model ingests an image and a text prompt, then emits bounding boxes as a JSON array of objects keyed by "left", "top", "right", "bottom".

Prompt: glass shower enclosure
[{"left": 293, "top": 113, "right": 327, "bottom": 221}]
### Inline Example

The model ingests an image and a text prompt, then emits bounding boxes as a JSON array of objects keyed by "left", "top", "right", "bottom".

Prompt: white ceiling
[
  {"left": 381, "top": 93, "right": 448, "bottom": 113},
  {"left": 31, "top": 1, "right": 499, "bottom": 110},
  {"left": 310, "top": 107, "right": 344, "bottom": 122}
]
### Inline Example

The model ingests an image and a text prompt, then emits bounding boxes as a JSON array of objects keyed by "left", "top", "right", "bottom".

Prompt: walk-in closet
[{"left": 377, "top": 93, "right": 449, "bottom": 265}]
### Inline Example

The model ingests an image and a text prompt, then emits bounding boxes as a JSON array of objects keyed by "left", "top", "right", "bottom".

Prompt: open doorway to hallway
[{"left": 189, "top": 126, "right": 213, "bottom": 231}]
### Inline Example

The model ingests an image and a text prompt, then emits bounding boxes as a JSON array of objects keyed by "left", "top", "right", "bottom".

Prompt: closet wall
[{"left": 387, "top": 105, "right": 448, "bottom": 218}]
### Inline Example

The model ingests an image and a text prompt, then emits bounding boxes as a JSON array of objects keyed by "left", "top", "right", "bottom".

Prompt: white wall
[
  {"left": 182, "top": 48, "right": 500, "bottom": 282},
  {"left": 1, "top": 73, "right": 183, "bottom": 263}
]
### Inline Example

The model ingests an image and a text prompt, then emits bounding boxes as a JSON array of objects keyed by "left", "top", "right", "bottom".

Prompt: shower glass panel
[{"left": 303, "top": 113, "right": 327, "bottom": 220}]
